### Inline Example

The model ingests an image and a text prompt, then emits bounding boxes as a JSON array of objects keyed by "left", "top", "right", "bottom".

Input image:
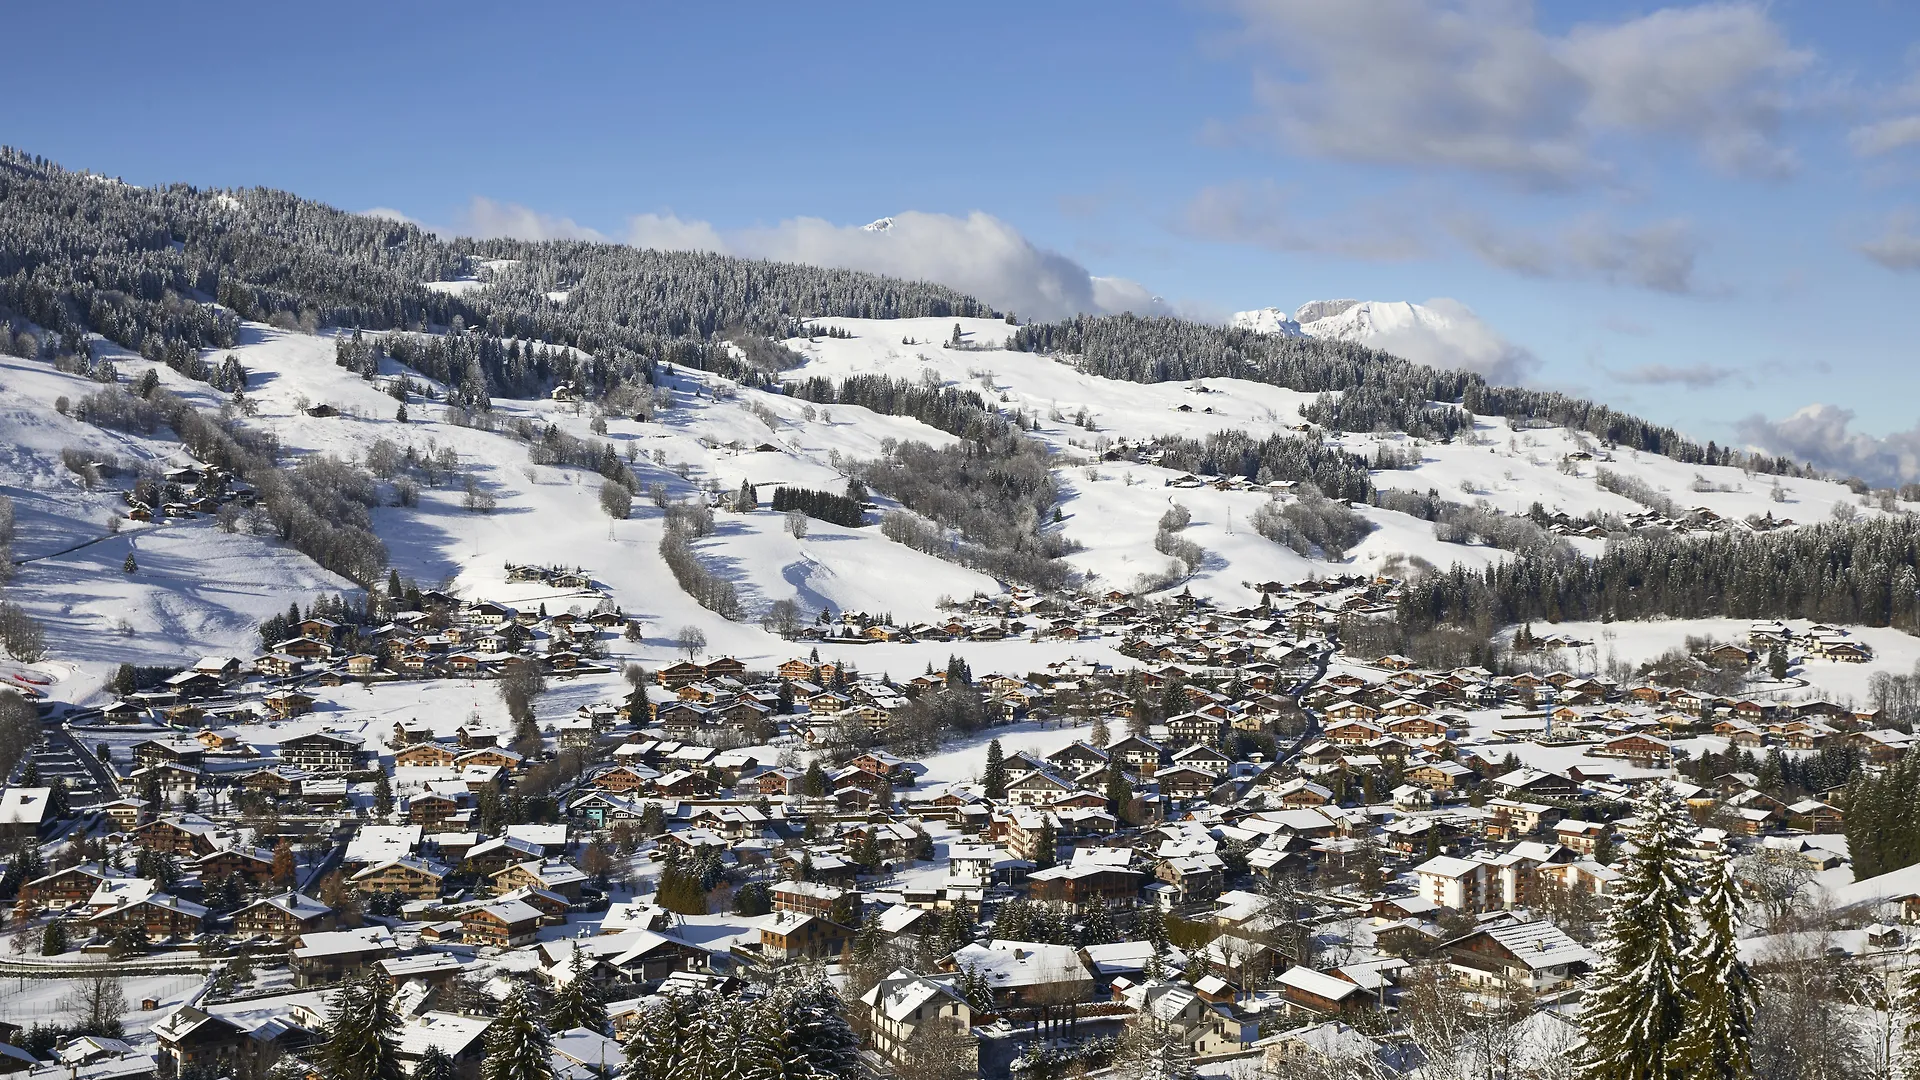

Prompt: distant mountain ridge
[{"left": 1232, "top": 299, "right": 1462, "bottom": 349}]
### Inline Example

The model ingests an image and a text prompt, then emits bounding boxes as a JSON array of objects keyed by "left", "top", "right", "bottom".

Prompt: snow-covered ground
[
  {"left": 0, "top": 313, "right": 1901, "bottom": 707},
  {"left": 1497, "top": 618, "right": 1920, "bottom": 706}
]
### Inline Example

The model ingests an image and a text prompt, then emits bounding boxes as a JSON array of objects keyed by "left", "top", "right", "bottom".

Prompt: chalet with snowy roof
[
  {"left": 394, "top": 742, "right": 458, "bottom": 768},
  {"left": 86, "top": 884, "right": 207, "bottom": 940},
  {"left": 232, "top": 891, "right": 336, "bottom": 941},
  {"left": 1276, "top": 965, "right": 1366, "bottom": 1016},
  {"left": 133, "top": 814, "right": 224, "bottom": 856},
  {"left": 1442, "top": 920, "right": 1595, "bottom": 992},
  {"left": 940, "top": 940, "right": 1095, "bottom": 1008},
  {"left": 16, "top": 862, "right": 126, "bottom": 914},
  {"left": 153, "top": 1004, "right": 311, "bottom": 1080},
  {"left": 1595, "top": 732, "right": 1672, "bottom": 764},
  {"left": 292, "top": 926, "right": 398, "bottom": 986},
  {"left": 760, "top": 912, "right": 854, "bottom": 961},
  {"left": 349, "top": 856, "right": 451, "bottom": 899},
  {"left": 460, "top": 899, "right": 544, "bottom": 947}
]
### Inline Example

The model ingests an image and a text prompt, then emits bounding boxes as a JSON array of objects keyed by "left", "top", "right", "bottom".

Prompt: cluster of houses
[
  {"left": 122, "top": 464, "right": 251, "bottom": 525},
  {"left": 96, "top": 591, "right": 635, "bottom": 734},
  {"left": 6, "top": 570, "right": 1915, "bottom": 1080}
]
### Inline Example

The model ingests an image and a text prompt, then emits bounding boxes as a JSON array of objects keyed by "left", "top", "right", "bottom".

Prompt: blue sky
[{"left": 13, "top": 1, "right": 1920, "bottom": 480}]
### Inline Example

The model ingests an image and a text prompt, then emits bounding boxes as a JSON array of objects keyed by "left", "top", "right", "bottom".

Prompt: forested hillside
[
  {"left": 1398, "top": 515, "right": 1920, "bottom": 633},
  {"left": 0, "top": 148, "right": 989, "bottom": 404},
  {"left": 1011, "top": 314, "right": 1815, "bottom": 479}
]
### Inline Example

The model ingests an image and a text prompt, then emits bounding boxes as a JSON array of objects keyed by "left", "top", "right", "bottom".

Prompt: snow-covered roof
[
  {"left": 947, "top": 940, "right": 1091, "bottom": 989},
  {"left": 294, "top": 926, "right": 397, "bottom": 958},
  {"left": 1468, "top": 920, "right": 1595, "bottom": 970},
  {"left": 1278, "top": 965, "right": 1363, "bottom": 1002}
]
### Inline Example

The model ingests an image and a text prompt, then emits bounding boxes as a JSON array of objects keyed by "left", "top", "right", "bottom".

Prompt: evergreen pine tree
[
  {"left": 122, "top": 552, "right": 137, "bottom": 574},
  {"left": 481, "top": 985, "right": 553, "bottom": 1080},
  {"left": 773, "top": 975, "right": 864, "bottom": 1080},
  {"left": 1593, "top": 824, "right": 1616, "bottom": 866},
  {"left": 982, "top": 739, "right": 1008, "bottom": 800},
  {"left": 1106, "top": 769, "right": 1134, "bottom": 824},
  {"left": 548, "top": 947, "right": 608, "bottom": 1033},
  {"left": 1080, "top": 902, "right": 1117, "bottom": 946},
  {"left": 1032, "top": 818, "right": 1056, "bottom": 870},
  {"left": 414, "top": 1047, "right": 456, "bottom": 1080},
  {"left": 1672, "top": 847, "right": 1756, "bottom": 1080},
  {"left": 321, "top": 971, "right": 402, "bottom": 1080},
  {"left": 1579, "top": 785, "right": 1695, "bottom": 1080}
]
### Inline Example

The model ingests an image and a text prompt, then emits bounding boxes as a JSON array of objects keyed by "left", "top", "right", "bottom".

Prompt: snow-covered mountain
[
  {"left": 1233, "top": 298, "right": 1536, "bottom": 382},
  {"left": 1233, "top": 299, "right": 1455, "bottom": 344}
]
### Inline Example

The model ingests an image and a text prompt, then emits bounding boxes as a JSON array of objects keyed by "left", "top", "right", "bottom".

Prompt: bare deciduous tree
[{"left": 678, "top": 625, "right": 707, "bottom": 661}]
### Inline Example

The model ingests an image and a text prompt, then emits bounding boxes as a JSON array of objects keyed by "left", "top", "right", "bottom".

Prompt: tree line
[
  {"left": 1140, "top": 430, "right": 1374, "bottom": 503},
  {"left": 785, "top": 373, "right": 1012, "bottom": 442},
  {"left": 1398, "top": 515, "right": 1920, "bottom": 634},
  {"left": 1844, "top": 749, "right": 1920, "bottom": 880},
  {"left": 770, "top": 486, "right": 863, "bottom": 528},
  {"left": 1009, "top": 313, "right": 1814, "bottom": 479},
  {"left": 864, "top": 433, "right": 1075, "bottom": 590},
  {"left": 71, "top": 378, "right": 387, "bottom": 586}
]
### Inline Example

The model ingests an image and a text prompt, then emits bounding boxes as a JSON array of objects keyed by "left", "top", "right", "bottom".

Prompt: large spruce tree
[
  {"left": 1673, "top": 847, "right": 1757, "bottom": 1080},
  {"left": 982, "top": 739, "right": 1008, "bottom": 800},
  {"left": 320, "top": 971, "right": 402, "bottom": 1080},
  {"left": 1580, "top": 785, "right": 1695, "bottom": 1080},
  {"left": 548, "top": 947, "right": 608, "bottom": 1033},
  {"left": 481, "top": 985, "right": 553, "bottom": 1080}
]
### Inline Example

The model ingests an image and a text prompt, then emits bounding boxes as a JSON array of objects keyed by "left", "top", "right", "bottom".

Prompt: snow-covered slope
[{"left": 0, "top": 312, "right": 1888, "bottom": 707}]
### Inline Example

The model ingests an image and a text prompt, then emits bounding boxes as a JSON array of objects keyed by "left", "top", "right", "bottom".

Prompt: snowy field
[{"left": 0, "top": 313, "right": 1902, "bottom": 709}]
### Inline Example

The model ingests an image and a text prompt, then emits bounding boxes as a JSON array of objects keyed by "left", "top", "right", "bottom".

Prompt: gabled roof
[
  {"left": 858, "top": 968, "right": 968, "bottom": 1022},
  {"left": 234, "top": 891, "right": 332, "bottom": 921},
  {"left": 1445, "top": 920, "right": 1595, "bottom": 970}
]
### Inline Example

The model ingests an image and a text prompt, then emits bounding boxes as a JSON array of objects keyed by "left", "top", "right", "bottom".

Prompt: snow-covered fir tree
[
  {"left": 1673, "top": 846, "right": 1757, "bottom": 1080},
  {"left": 319, "top": 971, "right": 402, "bottom": 1080},
  {"left": 1579, "top": 785, "right": 1696, "bottom": 1080},
  {"left": 620, "top": 978, "right": 863, "bottom": 1080},
  {"left": 548, "top": 946, "right": 608, "bottom": 1033},
  {"left": 481, "top": 984, "right": 553, "bottom": 1080}
]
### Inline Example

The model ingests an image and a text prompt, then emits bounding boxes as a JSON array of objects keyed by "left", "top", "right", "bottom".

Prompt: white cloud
[
  {"left": 626, "top": 213, "right": 726, "bottom": 252},
  {"left": 459, "top": 196, "right": 607, "bottom": 243},
  {"left": 362, "top": 198, "right": 606, "bottom": 243},
  {"left": 1860, "top": 210, "right": 1920, "bottom": 271},
  {"left": 1608, "top": 362, "right": 1745, "bottom": 390},
  {"left": 1561, "top": 3, "right": 1805, "bottom": 177},
  {"left": 362, "top": 198, "right": 1159, "bottom": 321},
  {"left": 628, "top": 208, "right": 1169, "bottom": 322},
  {"left": 1227, "top": 0, "right": 1809, "bottom": 183},
  {"left": 1181, "top": 182, "right": 1427, "bottom": 260},
  {"left": 1849, "top": 115, "right": 1920, "bottom": 157},
  {"left": 1345, "top": 298, "right": 1541, "bottom": 384},
  {"left": 1452, "top": 214, "right": 1702, "bottom": 293},
  {"left": 1737, "top": 404, "right": 1920, "bottom": 487},
  {"left": 361, "top": 206, "right": 426, "bottom": 228}
]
